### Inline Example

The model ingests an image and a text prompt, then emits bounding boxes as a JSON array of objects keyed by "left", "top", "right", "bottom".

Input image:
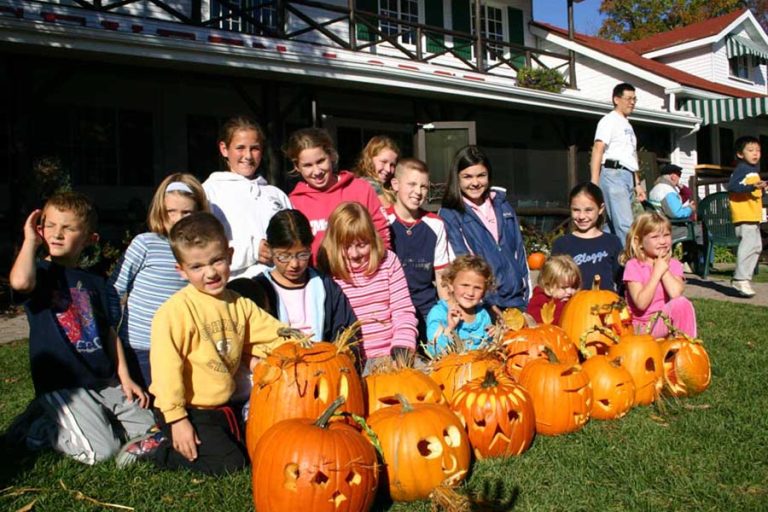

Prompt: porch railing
[{"left": 32, "top": 0, "right": 574, "bottom": 81}]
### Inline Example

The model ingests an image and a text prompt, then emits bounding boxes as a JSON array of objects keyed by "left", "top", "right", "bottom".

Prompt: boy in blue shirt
[
  {"left": 386, "top": 158, "right": 454, "bottom": 341},
  {"left": 8, "top": 191, "right": 154, "bottom": 464}
]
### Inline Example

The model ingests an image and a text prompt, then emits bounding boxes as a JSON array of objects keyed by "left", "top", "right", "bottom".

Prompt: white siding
[
  {"left": 49, "top": 0, "right": 192, "bottom": 22},
  {"left": 657, "top": 47, "right": 714, "bottom": 81}
]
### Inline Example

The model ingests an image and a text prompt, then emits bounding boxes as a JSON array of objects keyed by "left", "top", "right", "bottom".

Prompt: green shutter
[
  {"left": 451, "top": 0, "right": 471, "bottom": 60},
  {"left": 356, "top": 0, "right": 377, "bottom": 42},
  {"left": 424, "top": 0, "right": 444, "bottom": 53},
  {"left": 507, "top": 7, "right": 525, "bottom": 68}
]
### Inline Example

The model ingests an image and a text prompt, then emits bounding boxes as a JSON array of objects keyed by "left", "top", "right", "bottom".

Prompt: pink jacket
[{"left": 289, "top": 171, "right": 391, "bottom": 258}]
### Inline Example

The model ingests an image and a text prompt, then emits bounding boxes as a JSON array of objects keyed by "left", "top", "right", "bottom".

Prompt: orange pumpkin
[
  {"left": 451, "top": 370, "right": 535, "bottom": 459},
  {"left": 527, "top": 252, "right": 547, "bottom": 270},
  {"left": 429, "top": 351, "right": 503, "bottom": 401},
  {"left": 581, "top": 355, "right": 635, "bottom": 420},
  {"left": 558, "top": 276, "right": 631, "bottom": 357},
  {"left": 518, "top": 347, "right": 592, "bottom": 436},
  {"left": 252, "top": 396, "right": 379, "bottom": 512},
  {"left": 367, "top": 395, "right": 471, "bottom": 502},
  {"left": 607, "top": 333, "right": 663, "bottom": 406},
  {"left": 246, "top": 340, "right": 365, "bottom": 455},
  {"left": 659, "top": 337, "right": 711, "bottom": 397},
  {"left": 503, "top": 324, "right": 579, "bottom": 380},
  {"left": 364, "top": 365, "right": 445, "bottom": 415}
]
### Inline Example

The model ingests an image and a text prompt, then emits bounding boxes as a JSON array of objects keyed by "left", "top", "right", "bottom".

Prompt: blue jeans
[{"left": 600, "top": 167, "right": 635, "bottom": 248}]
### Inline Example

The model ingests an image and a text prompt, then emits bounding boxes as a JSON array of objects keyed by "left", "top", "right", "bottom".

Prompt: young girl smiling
[
  {"left": 439, "top": 146, "right": 528, "bottom": 312},
  {"left": 622, "top": 212, "right": 697, "bottom": 337},
  {"left": 551, "top": 182, "right": 623, "bottom": 291},
  {"left": 425, "top": 255, "right": 495, "bottom": 357}
]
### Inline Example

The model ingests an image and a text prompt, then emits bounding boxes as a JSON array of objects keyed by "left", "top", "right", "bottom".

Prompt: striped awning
[
  {"left": 682, "top": 97, "right": 768, "bottom": 125},
  {"left": 726, "top": 35, "right": 768, "bottom": 61}
]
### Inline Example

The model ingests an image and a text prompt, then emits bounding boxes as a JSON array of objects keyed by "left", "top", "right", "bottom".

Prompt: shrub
[{"left": 516, "top": 67, "right": 567, "bottom": 93}]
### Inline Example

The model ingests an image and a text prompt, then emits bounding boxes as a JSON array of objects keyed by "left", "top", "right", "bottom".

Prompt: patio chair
[{"left": 697, "top": 191, "right": 758, "bottom": 279}]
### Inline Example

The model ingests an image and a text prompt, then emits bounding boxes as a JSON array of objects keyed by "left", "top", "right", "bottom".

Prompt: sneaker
[
  {"left": 116, "top": 431, "right": 166, "bottom": 468},
  {"left": 731, "top": 280, "right": 756, "bottom": 298}
]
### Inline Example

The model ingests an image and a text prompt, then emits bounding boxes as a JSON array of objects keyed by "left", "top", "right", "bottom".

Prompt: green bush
[{"left": 516, "top": 67, "right": 567, "bottom": 93}]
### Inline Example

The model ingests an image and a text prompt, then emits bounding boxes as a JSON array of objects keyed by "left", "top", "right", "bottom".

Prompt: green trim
[
  {"left": 424, "top": 0, "right": 444, "bottom": 53},
  {"left": 508, "top": 6, "right": 524, "bottom": 67},
  {"left": 451, "top": 0, "right": 471, "bottom": 60},
  {"left": 356, "top": 0, "right": 377, "bottom": 42}
]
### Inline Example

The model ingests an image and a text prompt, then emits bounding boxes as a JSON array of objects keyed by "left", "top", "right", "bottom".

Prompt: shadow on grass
[
  {"left": 686, "top": 276, "right": 755, "bottom": 298},
  {"left": 0, "top": 429, "right": 45, "bottom": 488}
]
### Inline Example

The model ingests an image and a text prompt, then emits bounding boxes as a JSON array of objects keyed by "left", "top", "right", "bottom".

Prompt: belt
[{"left": 603, "top": 159, "right": 634, "bottom": 172}]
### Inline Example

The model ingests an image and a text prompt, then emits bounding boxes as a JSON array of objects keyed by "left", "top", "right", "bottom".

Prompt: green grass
[{"left": 2, "top": 299, "right": 767, "bottom": 511}]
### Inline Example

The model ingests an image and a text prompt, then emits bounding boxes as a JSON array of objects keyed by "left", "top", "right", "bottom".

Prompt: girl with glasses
[{"left": 228, "top": 209, "right": 357, "bottom": 342}]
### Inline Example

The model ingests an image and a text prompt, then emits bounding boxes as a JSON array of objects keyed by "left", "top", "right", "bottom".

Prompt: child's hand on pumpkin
[{"left": 171, "top": 418, "right": 201, "bottom": 462}]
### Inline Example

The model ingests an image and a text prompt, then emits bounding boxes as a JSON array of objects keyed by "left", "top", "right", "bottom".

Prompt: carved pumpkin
[
  {"left": 365, "top": 364, "right": 445, "bottom": 416},
  {"left": 502, "top": 302, "right": 579, "bottom": 379},
  {"left": 246, "top": 340, "right": 365, "bottom": 455},
  {"left": 558, "top": 276, "right": 632, "bottom": 357},
  {"left": 429, "top": 351, "right": 503, "bottom": 402},
  {"left": 581, "top": 355, "right": 635, "bottom": 420},
  {"left": 518, "top": 347, "right": 592, "bottom": 436},
  {"left": 366, "top": 395, "right": 471, "bottom": 502},
  {"left": 607, "top": 333, "right": 663, "bottom": 406},
  {"left": 252, "top": 396, "right": 379, "bottom": 512},
  {"left": 451, "top": 370, "right": 535, "bottom": 459},
  {"left": 527, "top": 252, "right": 547, "bottom": 270},
  {"left": 658, "top": 337, "right": 711, "bottom": 397}
]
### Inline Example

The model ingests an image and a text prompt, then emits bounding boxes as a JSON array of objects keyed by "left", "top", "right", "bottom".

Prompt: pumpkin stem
[
  {"left": 481, "top": 369, "right": 498, "bottom": 388},
  {"left": 313, "top": 395, "right": 346, "bottom": 428},
  {"left": 655, "top": 314, "right": 700, "bottom": 344},
  {"left": 609, "top": 356, "right": 624, "bottom": 369},
  {"left": 395, "top": 393, "right": 414, "bottom": 413},
  {"left": 346, "top": 412, "right": 384, "bottom": 458},
  {"left": 333, "top": 320, "right": 364, "bottom": 354},
  {"left": 542, "top": 345, "right": 560, "bottom": 364},
  {"left": 591, "top": 274, "right": 601, "bottom": 291}
]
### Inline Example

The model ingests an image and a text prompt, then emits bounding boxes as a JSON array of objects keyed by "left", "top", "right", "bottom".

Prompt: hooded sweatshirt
[
  {"left": 203, "top": 172, "right": 291, "bottom": 279},
  {"left": 649, "top": 175, "right": 693, "bottom": 220},
  {"left": 289, "top": 170, "right": 391, "bottom": 258}
]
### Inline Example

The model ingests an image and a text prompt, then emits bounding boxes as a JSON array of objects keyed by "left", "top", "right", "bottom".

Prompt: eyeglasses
[
  {"left": 273, "top": 251, "right": 312, "bottom": 264},
  {"left": 621, "top": 96, "right": 638, "bottom": 103}
]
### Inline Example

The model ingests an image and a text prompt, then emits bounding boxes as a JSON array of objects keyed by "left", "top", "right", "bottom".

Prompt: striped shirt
[
  {"left": 107, "top": 233, "right": 188, "bottom": 351},
  {"left": 334, "top": 250, "right": 418, "bottom": 359}
]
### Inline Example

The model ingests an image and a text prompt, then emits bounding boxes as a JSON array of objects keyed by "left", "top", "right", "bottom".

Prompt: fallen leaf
[{"left": 15, "top": 499, "right": 36, "bottom": 512}]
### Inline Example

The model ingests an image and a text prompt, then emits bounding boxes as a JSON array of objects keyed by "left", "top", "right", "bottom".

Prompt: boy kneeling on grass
[
  {"left": 118, "top": 212, "right": 290, "bottom": 474},
  {"left": 8, "top": 191, "right": 155, "bottom": 465}
]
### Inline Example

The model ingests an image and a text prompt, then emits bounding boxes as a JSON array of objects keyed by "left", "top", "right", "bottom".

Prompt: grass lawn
[{"left": 1, "top": 298, "right": 767, "bottom": 511}]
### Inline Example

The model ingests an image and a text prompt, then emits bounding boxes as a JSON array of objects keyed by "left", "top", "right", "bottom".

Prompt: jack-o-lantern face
[
  {"left": 429, "top": 352, "right": 502, "bottom": 401},
  {"left": 246, "top": 341, "right": 365, "bottom": 455},
  {"left": 659, "top": 337, "right": 711, "bottom": 397},
  {"left": 518, "top": 349, "right": 593, "bottom": 436},
  {"left": 366, "top": 396, "right": 471, "bottom": 502},
  {"left": 451, "top": 370, "right": 536, "bottom": 459},
  {"left": 364, "top": 366, "right": 445, "bottom": 415},
  {"left": 558, "top": 278, "right": 631, "bottom": 357},
  {"left": 252, "top": 397, "right": 379, "bottom": 511},
  {"left": 581, "top": 356, "right": 636, "bottom": 420},
  {"left": 607, "top": 334, "right": 663, "bottom": 406},
  {"left": 502, "top": 324, "right": 579, "bottom": 379}
]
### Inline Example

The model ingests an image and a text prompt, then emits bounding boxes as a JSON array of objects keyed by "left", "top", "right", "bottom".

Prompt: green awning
[
  {"left": 726, "top": 35, "right": 768, "bottom": 61},
  {"left": 682, "top": 97, "right": 768, "bottom": 125}
]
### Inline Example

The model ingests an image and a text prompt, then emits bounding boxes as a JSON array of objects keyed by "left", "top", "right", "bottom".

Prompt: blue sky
[{"left": 532, "top": 0, "right": 605, "bottom": 35}]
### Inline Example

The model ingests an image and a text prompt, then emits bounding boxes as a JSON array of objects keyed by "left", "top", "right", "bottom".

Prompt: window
[
  {"left": 729, "top": 54, "right": 754, "bottom": 81},
  {"left": 31, "top": 107, "right": 154, "bottom": 187},
  {"left": 212, "top": 0, "right": 277, "bottom": 34},
  {"left": 471, "top": 2, "right": 506, "bottom": 61},
  {"left": 379, "top": 0, "right": 420, "bottom": 45}
]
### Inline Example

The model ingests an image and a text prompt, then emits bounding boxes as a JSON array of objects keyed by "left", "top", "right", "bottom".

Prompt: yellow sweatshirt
[
  {"left": 729, "top": 167, "right": 764, "bottom": 224},
  {"left": 150, "top": 284, "right": 288, "bottom": 423}
]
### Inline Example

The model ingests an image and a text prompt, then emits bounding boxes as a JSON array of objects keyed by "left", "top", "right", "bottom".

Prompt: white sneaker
[{"left": 731, "top": 280, "right": 756, "bottom": 298}]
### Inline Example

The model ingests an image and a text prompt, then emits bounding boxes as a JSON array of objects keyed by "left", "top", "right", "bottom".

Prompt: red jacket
[
  {"left": 290, "top": 170, "right": 391, "bottom": 258},
  {"left": 527, "top": 286, "right": 568, "bottom": 325}
]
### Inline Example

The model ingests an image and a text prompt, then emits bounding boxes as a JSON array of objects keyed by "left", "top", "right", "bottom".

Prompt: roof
[
  {"left": 532, "top": 20, "right": 763, "bottom": 99},
  {"left": 625, "top": 9, "right": 747, "bottom": 54}
]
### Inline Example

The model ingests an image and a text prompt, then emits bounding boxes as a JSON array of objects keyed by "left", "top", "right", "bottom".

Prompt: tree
[{"left": 598, "top": 1, "right": 768, "bottom": 42}]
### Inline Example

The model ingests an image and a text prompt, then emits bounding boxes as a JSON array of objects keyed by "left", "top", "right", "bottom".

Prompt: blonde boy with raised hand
[
  {"left": 8, "top": 191, "right": 154, "bottom": 465},
  {"left": 118, "top": 212, "right": 290, "bottom": 475}
]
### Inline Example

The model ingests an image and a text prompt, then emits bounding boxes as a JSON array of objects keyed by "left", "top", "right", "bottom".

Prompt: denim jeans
[{"left": 599, "top": 167, "right": 635, "bottom": 248}]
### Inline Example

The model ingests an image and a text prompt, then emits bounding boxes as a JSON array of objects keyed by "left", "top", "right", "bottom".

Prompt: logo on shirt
[
  {"left": 310, "top": 219, "right": 328, "bottom": 235},
  {"left": 53, "top": 282, "right": 103, "bottom": 354},
  {"left": 573, "top": 250, "right": 610, "bottom": 266}
]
